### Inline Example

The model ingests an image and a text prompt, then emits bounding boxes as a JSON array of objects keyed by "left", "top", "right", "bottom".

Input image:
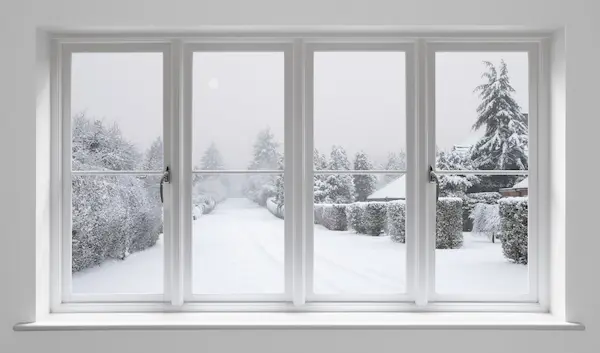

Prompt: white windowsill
[{"left": 14, "top": 312, "right": 584, "bottom": 331}]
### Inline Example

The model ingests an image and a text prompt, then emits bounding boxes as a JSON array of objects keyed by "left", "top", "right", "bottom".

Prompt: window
[{"left": 51, "top": 36, "right": 546, "bottom": 312}]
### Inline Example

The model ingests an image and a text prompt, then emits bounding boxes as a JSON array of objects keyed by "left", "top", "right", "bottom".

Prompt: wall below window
[{"left": 1, "top": 0, "right": 598, "bottom": 352}]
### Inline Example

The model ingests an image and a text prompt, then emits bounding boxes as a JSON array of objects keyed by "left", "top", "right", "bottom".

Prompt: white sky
[{"left": 71, "top": 51, "right": 528, "bottom": 169}]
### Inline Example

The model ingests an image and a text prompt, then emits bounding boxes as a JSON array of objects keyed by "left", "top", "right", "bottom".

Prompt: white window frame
[{"left": 49, "top": 33, "right": 549, "bottom": 314}]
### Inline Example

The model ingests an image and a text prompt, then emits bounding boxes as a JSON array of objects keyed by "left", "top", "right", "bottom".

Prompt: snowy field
[{"left": 73, "top": 198, "right": 527, "bottom": 296}]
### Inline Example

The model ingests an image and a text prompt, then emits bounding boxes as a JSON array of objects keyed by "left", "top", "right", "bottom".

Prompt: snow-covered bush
[
  {"left": 346, "top": 202, "right": 367, "bottom": 233},
  {"left": 363, "top": 202, "right": 387, "bottom": 236},
  {"left": 463, "top": 192, "right": 502, "bottom": 230},
  {"left": 193, "top": 194, "right": 217, "bottom": 215},
  {"left": 72, "top": 175, "right": 161, "bottom": 272},
  {"left": 321, "top": 204, "right": 348, "bottom": 231},
  {"left": 387, "top": 200, "right": 406, "bottom": 243},
  {"left": 499, "top": 197, "right": 528, "bottom": 264},
  {"left": 267, "top": 197, "right": 285, "bottom": 219},
  {"left": 436, "top": 197, "right": 463, "bottom": 249},
  {"left": 314, "top": 204, "right": 325, "bottom": 224},
  {"left": 471, "top": 203, "right": 501, "bottom": 242}
]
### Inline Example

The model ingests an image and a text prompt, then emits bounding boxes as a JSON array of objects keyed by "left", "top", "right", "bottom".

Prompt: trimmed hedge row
[
  {"left": 436, "top": 197, "right": 464, "bottom": 249},
  {"left": 346, "top": 202, "right": 387, "bottom": 236},
  {"left": 387, "top": 200, "right": 406, "bottom": 243},
  {"left": 321, "top": 204, "right": 348, "bottom": 231},
  {"left": 499, "top": 197, "right": 528, "bottom": 264}
]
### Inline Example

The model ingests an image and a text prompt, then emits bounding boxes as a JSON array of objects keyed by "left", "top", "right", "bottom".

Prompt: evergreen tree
[
  {"left": 200, "top": 142, "right": 225, "bottom": 170},
  {"left": 274, "top": 153, "right": 285, "bottom": 208},
  {"left": 313, "top": 148, "right": 329, "bottom": 203},
  {"left": 141, "top": 137, "right": 163, "bottom": 171},
  {"left": 193, "top": 142, "right": 228, "bottom": 203},
  {"left": 470, "top": 60, "right": 528, "bottom": 189},
  {"left": 437, "top": 149, "right": 479, "bottom": 197},
  {"left": 323, "top": 146, "right": 355, "bottom": 204},
  {"left": 246, "top": 128, "right": 281, "bottom": 206},
  {"left": 382, "top": 151, "right": 406, "bottom": 185},
  {"left": 353, "top": 151, "right": 377, "bottom": 201}
]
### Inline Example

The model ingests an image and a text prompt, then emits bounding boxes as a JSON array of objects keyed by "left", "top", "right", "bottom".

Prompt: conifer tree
[{"left": 353, "top": 151, "right": 377, "bottom": 201}]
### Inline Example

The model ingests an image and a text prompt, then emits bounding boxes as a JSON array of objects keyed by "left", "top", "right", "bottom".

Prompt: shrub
[
  {"left": 364, "top": 202, "right": 387, "bottom": 236},
  {"left": 72, "top": 175, "right": 161, "bottom": 272},
  {"left": 314, "top": 204, "right": 325, "bottom": 224},
  {"left": 436, "top": 197, "right": 463, "bottom": 249},
  {"left": 463, "top": 192, "right": 502, "bottom": 231},
  {"left": 346, "top": 203, "right": 367, "bottom": 233},
  {"left": 267, "top": 197, "right": 284, "bottom": 219},
  {"left": 499, "top": 197, "right": 528, "bottom": 264},
  {"left": 387, "top": 200, "right": 406, "bottom": 243},
  {"left": 321, "top": 204, "right": 348, "bottom": 231},
  {"left": 470, "top": 203, "right": 501, "bottom": 242}
]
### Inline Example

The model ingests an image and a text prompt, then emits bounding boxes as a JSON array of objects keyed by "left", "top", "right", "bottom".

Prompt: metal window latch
[
  {"left": 160, "top": 166, "right": 171, "bottom": 204},
  {"left": 429, "top": 165, "right": 439, "bottom": 184}
]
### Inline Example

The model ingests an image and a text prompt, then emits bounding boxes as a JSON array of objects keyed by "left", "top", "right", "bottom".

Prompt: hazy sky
[{"left": 71, "top": 51, "right": 528, "bottom": 170}]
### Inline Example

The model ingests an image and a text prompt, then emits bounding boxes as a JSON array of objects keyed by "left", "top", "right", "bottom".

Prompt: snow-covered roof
[
  {"left": 367, "top": 174, "right": 406, "bottom": 200},
  {"left": 513, "top": 177, "right": 528, "bottom": 189}
]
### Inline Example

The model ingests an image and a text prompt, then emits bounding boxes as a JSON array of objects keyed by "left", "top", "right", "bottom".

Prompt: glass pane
[
  {"left": 434, "top": 177, "right": 528, "bottom": 295},
  {"left": 192, "top": 52, "right": 284, "bottom": 170},
  {"left": 313, "top": 52, "right": 406, "bottom": 171},
  {"left": 71, "top": 52, "right": 163, "bottom": 171},
  {"left": 192, "top": 173, "right": 285, "bottom": 294},
  {"left": 435, "top": 52, "right": 529, "bottom": 176},
  {"left": 72, "top": 175, "right": 164, "bottom": 294},
  {"left": 313, "top": 173, "right": 407, "bottom": 294}
]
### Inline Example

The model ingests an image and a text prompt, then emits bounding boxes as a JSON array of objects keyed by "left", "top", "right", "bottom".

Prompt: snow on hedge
[
  {"left": 321, "top": 204, "right": 348, "bottom": 231},
  {"left": 266, "top": 197, "right": 285, "bottom": 219},
  {"left": 346, "top": 202, "right": 367, "bottom": 233},
  {"left": 471, "top": 203, "right": 501, "bottom": 242},
  {"left": 499, "top": 197, "right": 528, "bottom": 264},
  {"left": 314, "top": 204, "right": 325, "bottom": 224},
  {"left": 387, "top": 200, "right": 406, "bottom": 243},
  {"left": 436, "top": 197, "right": 463, "bottom": 249},
  {"left": 463, "top": 192, "right": 502, "bottom": 231},
  {"left": 363, "top": 202, "right": 387, "bottom": 236}
]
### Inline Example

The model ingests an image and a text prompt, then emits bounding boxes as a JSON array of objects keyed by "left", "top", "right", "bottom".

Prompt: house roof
[
  {"left": 367, "top": 174, "right": 406, "bottom": 200},
  {"left": 513, "top": 177, "right": 528, "bottom": 189}
]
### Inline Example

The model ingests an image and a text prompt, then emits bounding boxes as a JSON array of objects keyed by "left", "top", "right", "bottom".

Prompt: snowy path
[{"left": 73, "top": 197, "right": 528, "bottom": 296}]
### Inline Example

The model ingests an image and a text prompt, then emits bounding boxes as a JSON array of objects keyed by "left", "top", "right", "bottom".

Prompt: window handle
[{"left": 160, "top": 166, "right": 171, "bottom": 203}]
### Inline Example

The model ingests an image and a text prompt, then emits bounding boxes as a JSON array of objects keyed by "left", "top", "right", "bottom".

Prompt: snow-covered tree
[
  {"left": 470, "top": 60, "right": 528, "bottom": 189},
  {"left": 246, "top": 128, "right": 280, "bottom": 206},
  {"left": 313, "top": 148, "right": 329, "bottom": 203},
  {"left": 353, "top": 151, "right": 377, "bottom": 201},
  {"left": 323, "top": 146, "right": 355, "bottom": 204},
  {"left": 274, "top": 153, "right": 285, "bottom": 208},
  {"left": 141, "top": 137, "right": 163, "bottom": 171},
  {"left": 437, "top": 149, "right": 479, "bottom": 197},
  {"left": 200, "top": 142, "right": 225, "bottom": 171},
  {"left": 382, "top": 151, "right": 406, "bottom": 185},
  {"left": 193, "top": 142, "right": 228, "bottom": 204}
]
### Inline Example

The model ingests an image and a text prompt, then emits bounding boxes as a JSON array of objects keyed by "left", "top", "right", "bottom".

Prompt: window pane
[
  {"left": 71, "top": 52, "right": 163, "bottom": 171},
  {"left": 192, "top": 52, "right": 284, "bottom": 170},
  {"left": 313, "top": 173, "right": 407, "bottom": 294},
  {"left": 434, "top": 178, "right": 529, "bottom": 295},
  {"left": 72, "top": 175, "right": 164, "bottom": 294},
  {"left": 435, "top": 52, "right": 529, "bottom": 173},
  {"left": 313, "top": 52, "right": 406, "bottom": 170},
  {"left": 192, "top": 173, "right": 285, "bottom": 294}
]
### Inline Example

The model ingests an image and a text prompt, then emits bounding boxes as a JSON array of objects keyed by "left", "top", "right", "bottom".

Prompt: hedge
[
  {"left": 470, "top": 203, "right": 501, "bottom": 242},
  {"left": 499, "top": 197, "right": 528, "bottom": 264},
  {"left": 321, "top": 204, "right": 348, "bottom": 231},
  {"left": 346, "top": 203, "right": 367, "bottom": 233},
  {"left": 314, "top": 204, "right": 325, "bottom": 224},
  {"left": 364, "top": 202, "right": 387, "bottom": 236},
  {"left": 436, "top": 197, "right": 463, "bottom": 249},
  {"left": 387, "top": 200, "right": 406, "bottom": 243},
  {"left": 266, "top": 197, "right": 285, "bottom": 219}
]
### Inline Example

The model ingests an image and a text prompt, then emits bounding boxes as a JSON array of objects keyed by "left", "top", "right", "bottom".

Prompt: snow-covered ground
[{"left": 73, "top": 198, "right": 527, "bottom": 296}]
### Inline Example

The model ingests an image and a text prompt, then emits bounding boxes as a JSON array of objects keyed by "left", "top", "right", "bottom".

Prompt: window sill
[{"left": 14, "top": 312, "right": 584, "bottom": 331}]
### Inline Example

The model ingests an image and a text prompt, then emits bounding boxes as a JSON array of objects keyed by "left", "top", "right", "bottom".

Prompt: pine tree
[
  {"left": 470, "top": 60, "right": 528, "bottom": 190},
  {"left": 313, "top": 148, "right": 329, "bottom": 203},
  {"left": 193, "top": 142, "right": 228, "bottom": 203},
  {"left": 274, "top": 153, "right": 285, "bottom": 208},
  {"left": 437, "top": 149, "right": 479, "bottom": 197},
  {"left": 246, "top": 128, "right": 281, "bottom": 206},
  {"left": 323, "top": 146, "right": 355, "bottom": 204},
  {"left": 353, "top": 151, "right": 377, "bottom": 201},
  {"left": 200, "top": 142, "right": 225, "bottom": 171},
  {"left": 471, "top": 61, "right": 529, "bottom": 191}
]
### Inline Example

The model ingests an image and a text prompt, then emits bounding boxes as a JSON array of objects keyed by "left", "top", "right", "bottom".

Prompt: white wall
[{"left": 1, "top": 0, "right": 598, "bottom": 352}]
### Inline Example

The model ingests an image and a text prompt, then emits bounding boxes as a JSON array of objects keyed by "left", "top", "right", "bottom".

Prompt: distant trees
[
  {"left": 246, "top": 128, "right": 281, "bottom": 206},
  {"left": 382, "top": 151, "right": 406, "bottom": 185},
  {"left": 353, "top": 151, "right": 377, "bottom": 202},
  {"left": 322, "top": 146, "right": 355, "bottom": 204},
  {"left": 194, "top": 142, "right": 228, "bottom": 205},
  {"left": 470, "top": 60, "right": 529, "bottom": 190},
  {"left": 313, "top": 149, "right": 329, "bottom": 204}
]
